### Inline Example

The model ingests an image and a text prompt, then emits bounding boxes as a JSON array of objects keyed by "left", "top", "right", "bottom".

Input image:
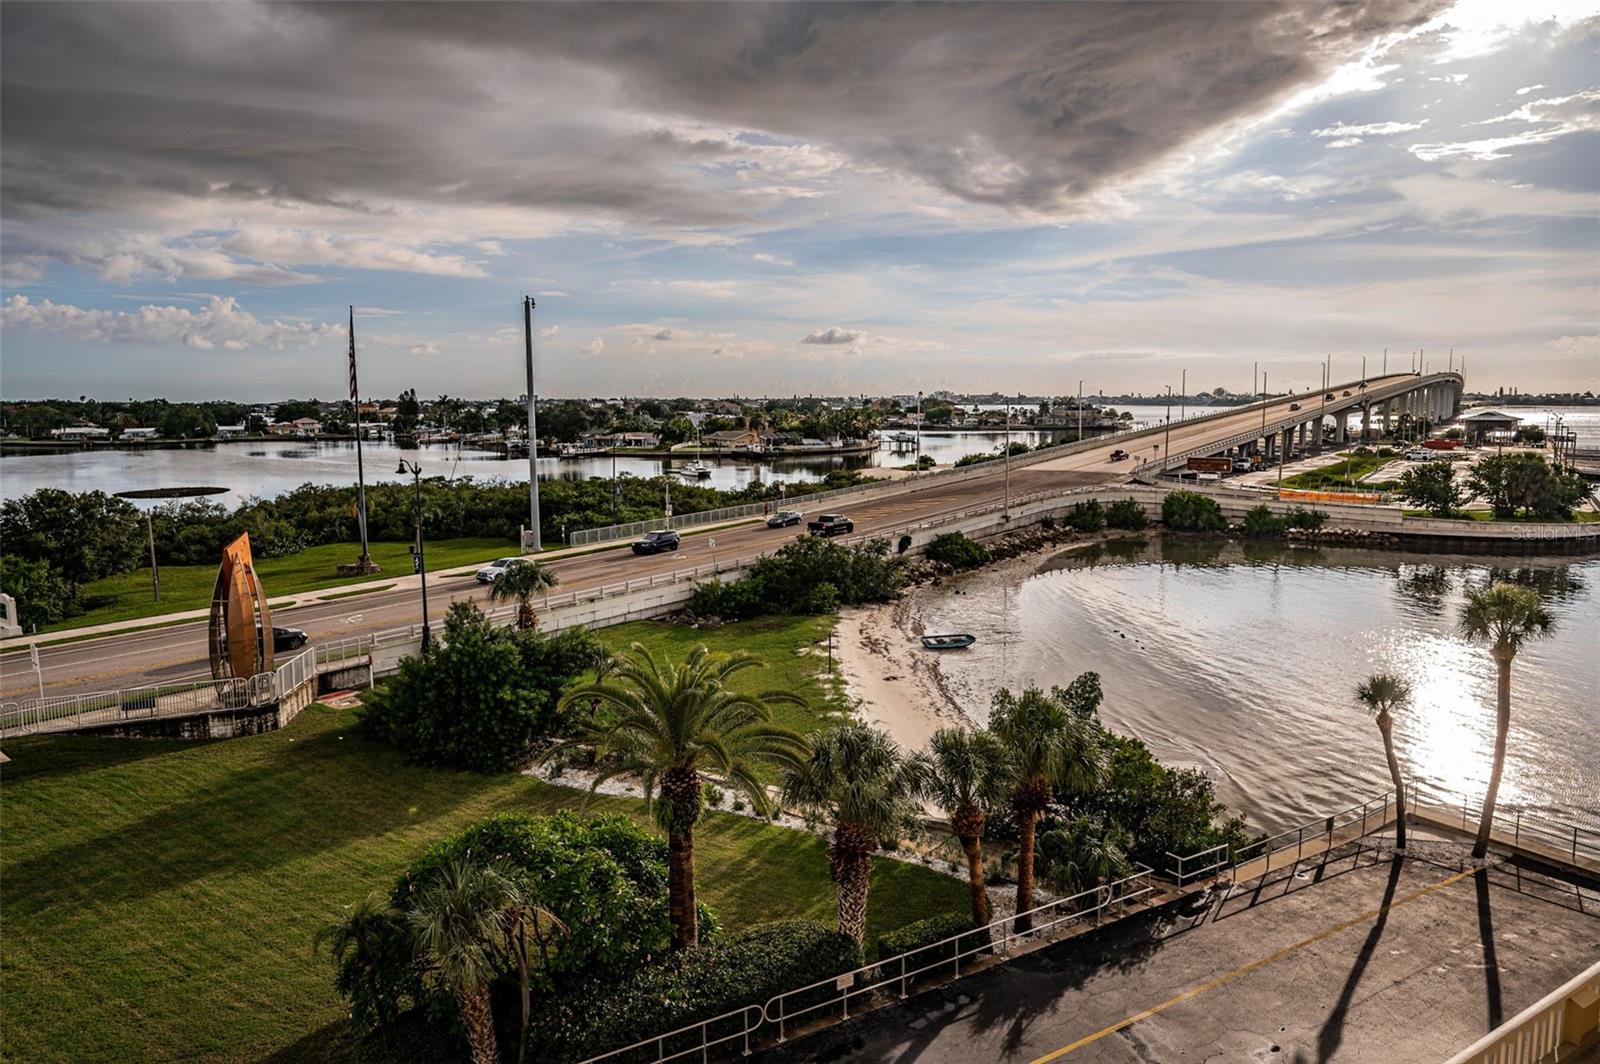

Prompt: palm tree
[
  {"left": 406, "top": 858, "right": 518, "bottom": 1064},
  {"left": 1355, "top": 674, "right": 1413, "bottom": 850},
  {"left": 488, "top": 559, "right": 559, "bottom": 629},
  {"left": 989, "top": 686, "right": 1106, "bottom": 933},
  {"left": 315, "top": 891, "right": 404, "bottom": 1047},
  {"left": 551, "top": 643, "right": 805, "bottom": 948},
  {"left": 783, "top": 724, "right": 919, "bottom": 946},
  {"left": 1460, "top": 582, "right": 1552, "bottom": 859},
  {"left": 909, "top": 727, "right": 1014, "bottom": 927},
  {"left": 499, "top": 880, "right": 565, "bottom": 1064}
]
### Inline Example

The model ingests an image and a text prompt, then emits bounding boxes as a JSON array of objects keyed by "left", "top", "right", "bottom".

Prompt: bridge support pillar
[
  {"left": 1382, "top": 399, "right": 1393, "bottom": 437},
  {"left": 1335, "top": 411, "right": 1348, "bottom": 445},
  {"left": 1282, "top": 427, "right": 1295, "bottom": 464},
  {"left": 1360, "top": 400, "right": 1373, "bottom": 442}
]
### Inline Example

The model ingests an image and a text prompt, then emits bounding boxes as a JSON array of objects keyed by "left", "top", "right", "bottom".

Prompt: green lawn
[
  {"left": 1279, "top": 452, "right": 1396, "bottom": 490},
  {"left": 1402, "top": 509, "right": 1600, "bottom": 523},
  {"left": 596, "top": 615, "right": 849, "bottom": 737},
  {"left": 56, "top": 538, "right": 511, "bottom": 632},
  {"left": 1, "top": 705, "right": 966, "bottom": 1063}
]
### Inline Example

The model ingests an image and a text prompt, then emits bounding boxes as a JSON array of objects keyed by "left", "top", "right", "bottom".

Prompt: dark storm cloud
[{"left": 1, "top": 0, "right": 1445, "bottom": 258}]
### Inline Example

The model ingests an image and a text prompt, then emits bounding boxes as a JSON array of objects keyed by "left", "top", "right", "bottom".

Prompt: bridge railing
[
  {"left": 1444, "top": 957, "right": 1600, "bottom": 1064},
  {"left": 578, "top": 865, "right": 1156, "bottom": 1064},
  {"left": 0, "top": 675, "right": 253, "bottom": 737}
]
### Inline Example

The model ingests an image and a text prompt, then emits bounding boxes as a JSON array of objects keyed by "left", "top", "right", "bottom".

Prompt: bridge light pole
[
  {"left": 1163, "top": 385, "right": 1173, "bottom": 473},
  {"left": 1077, "top": 379, "right": 1083, "bottom": 442},
  {"left": 1003, "top": 400, "right": 1012, "bottom": 519}
]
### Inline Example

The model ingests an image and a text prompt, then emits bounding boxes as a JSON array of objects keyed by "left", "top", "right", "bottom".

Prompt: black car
[
  {"left": 807, "top": 514, "right": 854, "bottom": 536},
  {"left": 258, "top": 625, "right": 308, "bottom": 652},
  {"left": 632, "top": 529, "right": 681, "bottom": 555},
  {"left": 766, "top": 509, "right": 803, "bottom": 528}
]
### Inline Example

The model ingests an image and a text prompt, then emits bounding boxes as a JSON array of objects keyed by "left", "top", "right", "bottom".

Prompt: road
[{"left": 0, "top": 374, "right": 1438, "bottom": 701}]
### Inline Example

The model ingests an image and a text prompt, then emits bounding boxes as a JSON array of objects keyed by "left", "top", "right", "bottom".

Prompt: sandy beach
[{"left": 834, "top": 595, "right": 971, "bottom": 751}]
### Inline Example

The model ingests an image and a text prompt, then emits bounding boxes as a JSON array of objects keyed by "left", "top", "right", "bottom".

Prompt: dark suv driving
[
  {"left": 631, "top": 529, "right": 681, "bottom": 555},
  {"left": 807, "top": 514, "right": 854, "bottom": 536}
]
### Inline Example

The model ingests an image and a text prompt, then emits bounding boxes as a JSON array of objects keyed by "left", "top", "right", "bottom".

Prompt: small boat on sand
[{"left": 921, "top": 633, "right": 976, "bottom": 650}]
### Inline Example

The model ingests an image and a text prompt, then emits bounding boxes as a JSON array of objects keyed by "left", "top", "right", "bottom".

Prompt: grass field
[
  {"left": 2, "top": 704, "right": 966, "bottom": 1062},
  {"left": 56, "top": 538, "right": 510, "bottom": 632},
  {"left": 1278, "top": 452, "right": 1397, "bottom": 490}
]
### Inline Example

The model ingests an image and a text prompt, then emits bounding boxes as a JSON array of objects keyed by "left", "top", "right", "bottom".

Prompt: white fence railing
[
  {"left": 578, "top": 865, "right": 1156, "bottom": 1064},
  {"left": 1445, "top": 958, "right": 1600, "bottom": 1064},
  {"left": 0, "top": 636, "right": 377, "bottom": 737},
  {"left": 1163, "top": 782, "right": 1599, "bottom": 886}
]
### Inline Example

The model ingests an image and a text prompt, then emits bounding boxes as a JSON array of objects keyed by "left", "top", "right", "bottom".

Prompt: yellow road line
[{"left": 1029, "top": 865, "right": 1480, "bottom": 1063}]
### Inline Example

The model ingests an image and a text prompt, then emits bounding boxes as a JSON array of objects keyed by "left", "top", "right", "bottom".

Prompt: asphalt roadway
[
  {"left": 761, "top": 844, "right": 1600, "bottom": 1064},
  {"left": 0, "top": 374, "right": 1427, "bottom": 701}
]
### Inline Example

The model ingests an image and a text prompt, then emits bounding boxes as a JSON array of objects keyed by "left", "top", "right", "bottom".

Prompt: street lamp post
[
  {"left": 522, "top": 296, "right": 542, "bottom": 552},
  {"left": 1003, "top": 401, "right": 1012, "bottom": 519},
  {"left": 1077, "top": 379, "right": 1083, "bottom": 442},
  {"left": 1180, "top": 369, "right": 1186, "bottom": 423},
  {"left": 396, "top": 459, "right": 432, "bottom": 650},
  {"left": 916, "top": 390, "right": 923, "bottom": 470},
  {"left": 1163, "top": 385, "right": 1173, "bottom": 472},
  {"left": 1259, "top": 374, "right": 1267, "bottom": 466}
]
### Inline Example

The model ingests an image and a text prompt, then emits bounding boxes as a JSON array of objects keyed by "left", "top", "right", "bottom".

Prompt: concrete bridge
[{"left": 1124, "top": 371, "right": 1465, "bottom": 475}]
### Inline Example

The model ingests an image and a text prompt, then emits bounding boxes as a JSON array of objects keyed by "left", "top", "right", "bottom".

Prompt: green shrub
[
  {"left": 1064, "top": 500, "right": 1106, "bottom": 532},
  {"left": 533, "top": 920, "right": 860, "bottom": 1060},
  {"left": 876, "top": 912, "right": 987, "bottom": 962},
  {"left": 334, "top": 812, "right": 704, "bottom": 1039},
  {"left": 1285, "top": 507, "right": 1327, "bottom": 530},
  {"left": 690, "top": 536, "right": 908, "bottom": 620},
  {"left": 1039, "top": 514, "right": 1056, "bottom": 531},
  {"left": 925, "top": 532, "right": 991, "bottom": 569},
  {"left": 954, "top": 452, "right": 998, "bottom": 467},
  {"left": 1377, "top": 447, "right": 1395, "bottom": 458},
  {"left": 1241, "top": 505, "right": 1286, "bottom": 537},
  {"left": 0, "top": 554, "right": 79, "bottom": 629},
  {"left": 1161, "top": 491, "right": 1226, "bottom": 532},
  {"left": 358, "top": 602, "right": 604, "bottom": 771},
  {"left": 1104, "top": 499, "right": 1149, "bottom": 530}
]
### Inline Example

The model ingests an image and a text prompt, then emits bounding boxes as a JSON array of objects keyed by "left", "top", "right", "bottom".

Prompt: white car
[
  {"left": 1404, "top": 449, "right": 1433, "bottom": 461},
  {"left": 475, "top": 557, "right": 524, "bottom": 583}
]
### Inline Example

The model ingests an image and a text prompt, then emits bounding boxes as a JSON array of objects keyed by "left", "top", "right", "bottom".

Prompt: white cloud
[
  {"left": 1546, "top": 334, "right": 1599, "bottom": 355},
  {"left": 223, "top": 228, "right": 487, "bottom": 278},
  {"left": 1311, "top": 119, "right": 1427, "bottom": 146},
  {"left": 800, "top": 326, "right": 863, "bottom": 345},
  {"left": 1412, "top": 89, "right": 1600, "bottom": 160},
  {"left": 1, "top": 294, "right": 343, "bottom": 349},
  {"left": 753, "top": 252, "right": 795, "bottom": 267},
  {"left": 1515, "top": 84, "right": 1544, "bottom": 96},
  {"left": 408, "top": 341, "right": 440, "bottom": 356},
  {"left": 538, "top": 324, "right": 562, "bottom": 338},
  {"left": 580, "top": 336, "right": 604, "bottom": 354}
]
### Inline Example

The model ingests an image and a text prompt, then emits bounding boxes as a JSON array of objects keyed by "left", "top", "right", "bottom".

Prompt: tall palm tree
[
  {"left": 989, "top": 686, "right": 1106, "bottom": 933},
  {"left": 551, "top": 643, "right": 805, "bottom": 948},
  {"left": 314, "top": 891, "right": 404, "bottom": 1047},
  {"left": 1460, "top": 582, "right": 1552, "bottom": 859},
  {"left": 909, "top": 727, "right": 1014, "bottom": 927},
  {"left": 406, "top": 858, "right": 518, "bottom": 1064},
  {"left": 782, "top": 724, "right": 919, "bottom": 946},
  {"left": 488, "top": 559, "right": 559, "bottom": 630},
  {"left": 1355, "top": 674, "right": 1413, "bottom": 850}
]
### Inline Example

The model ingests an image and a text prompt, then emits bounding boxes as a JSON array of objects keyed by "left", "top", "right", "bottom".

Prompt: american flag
[{"left": 347, "top": 305, "right": 359, "bottom": 403}]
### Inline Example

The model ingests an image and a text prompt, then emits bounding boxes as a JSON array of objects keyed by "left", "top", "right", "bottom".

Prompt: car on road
[
  {"left": 766, "top": 509, "right": 803, "bottom": 528},
  {"left": 1324, "top": 392, "right": 1335, "bottom": 400},
  {"left": 1404, "top": 448, "right": 1433, "bottom": 461},
  {"left": 631, "top": 529, "right": 681, "bottom": 555},
  {"left": 259, "top": 625, "right": 308, "bottom": 652},
  {"left": 1109, "top": 448, "right": 1129, "bottom": 461},
  {"left": 1289, "top": 402, "right": 1301, "bottom": 411},
  {"left": 807, "top": 513, "right": 854, "bottom": 536},
  {"left": 1231, "top": 458, "right": 1253, "bottom": 472},
  {"left": 1342, "top": 390, "right": 1352, "bottom": 397},
  {"left": 475, "top": 557, "right": 527, "bottom": 583}
]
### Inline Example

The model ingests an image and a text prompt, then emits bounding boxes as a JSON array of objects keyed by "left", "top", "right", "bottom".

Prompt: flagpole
[
  {"left": 523, "top": 296, "right": 542, "bottom": 551},
  {"left": 350, "top": 305, "right": 373, "bottom": 568}
]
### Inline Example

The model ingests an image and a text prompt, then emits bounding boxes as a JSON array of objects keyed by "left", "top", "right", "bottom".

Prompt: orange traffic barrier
[{"left": 1278, "top": 488, "right": 1384, "bottom": 506}]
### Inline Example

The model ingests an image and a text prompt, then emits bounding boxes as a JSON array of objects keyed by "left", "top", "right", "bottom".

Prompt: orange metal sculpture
[{"left": 208, "top": 533, "right": 274, "bottom": 680}]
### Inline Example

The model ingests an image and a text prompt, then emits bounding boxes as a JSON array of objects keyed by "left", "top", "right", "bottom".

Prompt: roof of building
[{"left": 1459, "top": 409, "right": 1521, "bottom": 422}]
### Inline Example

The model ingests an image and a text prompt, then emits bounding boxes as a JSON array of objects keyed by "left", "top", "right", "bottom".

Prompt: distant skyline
[{"left": 2, "top": 1, "right": 1597, "bottom": 401}]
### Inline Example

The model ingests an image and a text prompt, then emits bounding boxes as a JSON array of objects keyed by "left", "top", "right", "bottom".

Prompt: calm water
[
  {"left": 0, "top": 430, "right": 1083, "bottom": 506},
  {"left": 913, "top": 539, "right": 1600, "bottom": 835}
]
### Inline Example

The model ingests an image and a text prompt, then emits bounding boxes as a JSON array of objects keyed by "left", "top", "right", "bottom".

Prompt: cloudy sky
[{"left": 2, "top": 1, "right": 1596, "bottom": 401}]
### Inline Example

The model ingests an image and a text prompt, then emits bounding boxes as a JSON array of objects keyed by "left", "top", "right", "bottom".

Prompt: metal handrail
[
  {"left": 1444, "top": 957, "right": 1600, "bottom": 1064},
  {"left": 579, "top": 865, "right": 1156, "bottom": 1064}
]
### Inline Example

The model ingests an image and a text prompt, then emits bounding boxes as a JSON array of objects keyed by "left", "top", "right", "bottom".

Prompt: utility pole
[
  {"left": 348, "top": 306, "right": 373, "bottom": 570},
  {"left": 664, "top": 476, "right": 673, "bottom": 529},
  {"left": 146, "top": 510, "right": 160, "bottom": 602},
  {"left": 1077, "top": 379, "right": 1083, "bottom": 442},
  {"left": 916, "top": 390, "right": 923, "bottom": 470},
  {"left": 1259, "top": 373, "right": 1268, "bottom": 464},
  {"left": 522, "top": 296, "right": 542, "bottom": 551},
  {"left": 1180, "top": 368, "right": 1187, "bottom": 422},
  {"left": 1252, "top": 360, "right": 1258, "bottom": 406},
  {"left": 1164, "top": 385, "right": 1173, "bottom": 471}
]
